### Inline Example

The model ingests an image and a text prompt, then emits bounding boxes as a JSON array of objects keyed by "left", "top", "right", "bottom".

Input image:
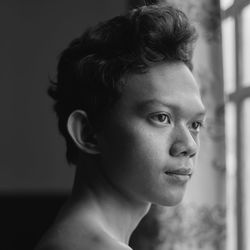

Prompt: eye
[
  {"left": 190, "top": 121, "right": 204, "bottom": 132},
  {"left": 149, "top": 113, "right": 171, "bottom": 125}
]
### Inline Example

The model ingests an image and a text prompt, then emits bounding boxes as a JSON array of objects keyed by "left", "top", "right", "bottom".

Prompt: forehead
[{"left": 117, "top": 62, "right": 205, "bottom": 116}]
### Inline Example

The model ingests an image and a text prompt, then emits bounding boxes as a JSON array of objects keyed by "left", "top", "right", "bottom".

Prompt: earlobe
[{"left": 67, "top": 110, "right": 100, "bottom": 155}]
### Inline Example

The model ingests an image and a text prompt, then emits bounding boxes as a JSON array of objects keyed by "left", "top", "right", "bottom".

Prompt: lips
[
  {"left": 165, "top": 168, "right": 193, "bottom": 177},
  {"left": 164, "top": 168, "right": 193, "bottom": 183}
]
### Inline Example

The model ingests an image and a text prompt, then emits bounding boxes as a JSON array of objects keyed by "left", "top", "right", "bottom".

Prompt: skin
[{"left": 35, "top": 62, "right": 205, "bottom": 250}]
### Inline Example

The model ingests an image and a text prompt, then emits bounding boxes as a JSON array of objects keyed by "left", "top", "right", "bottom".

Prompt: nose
[{"left": 169, "top": 125, "right": 198, "bottom": 158}]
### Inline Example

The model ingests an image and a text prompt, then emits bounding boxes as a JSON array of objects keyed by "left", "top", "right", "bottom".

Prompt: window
[{"left": 221, "top": 0, "right": 250, "bottom": 250}]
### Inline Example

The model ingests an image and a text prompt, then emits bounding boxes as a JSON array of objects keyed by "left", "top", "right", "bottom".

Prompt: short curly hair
[{"left": 48, "top": 4, "right": 198, "bottom": 165}]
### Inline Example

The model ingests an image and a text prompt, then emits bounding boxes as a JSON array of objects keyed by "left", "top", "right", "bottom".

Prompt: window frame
[{"left": 221, "top": 1, "right": 250, "bottom": 250}]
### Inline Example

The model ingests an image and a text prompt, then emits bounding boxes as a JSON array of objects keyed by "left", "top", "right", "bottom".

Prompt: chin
[
  {"left": 161, "top": 197, "right": 184, "bottom": 206},
  {"left": 154, "top": 189, "right": 186, "bottom": 207}
]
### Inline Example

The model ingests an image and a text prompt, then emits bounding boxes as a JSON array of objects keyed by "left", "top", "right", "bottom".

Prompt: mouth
[
  {"left": 164, "top": 168, "right": 193, "bottom": 183},
  {"left": 165, "top": 168, "right": 193, "bottom": 176}
]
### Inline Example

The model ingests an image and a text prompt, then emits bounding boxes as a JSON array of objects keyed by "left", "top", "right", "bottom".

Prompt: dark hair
[{"left": 48, "top": 4, "right": 198, "bottom": 165}]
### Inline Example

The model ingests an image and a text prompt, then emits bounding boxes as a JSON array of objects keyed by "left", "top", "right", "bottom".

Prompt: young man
[{"left": 36, "top": 4, "right": 206, "bottom": 250}]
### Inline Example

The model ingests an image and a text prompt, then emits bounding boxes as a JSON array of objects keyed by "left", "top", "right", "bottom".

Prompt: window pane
[
  {"left": 225, "top": 102, "right": 237, "bottom": 250},
  {"left": 220, "top": 0, "right": 234, "bottom": 10},
  {"left": 242, "top": 5, "right": 250, "bottom": 86},
  {"left": 242, "top": 98, "right": 250, "bottom": 250},
  {"left": 222, "top": 18, "right": 236, "bottom": 93}
]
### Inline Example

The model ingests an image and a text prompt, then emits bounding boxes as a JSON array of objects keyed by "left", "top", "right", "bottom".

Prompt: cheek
[{"left": 100, "top": 120, "right": 168, "bottom": 169}]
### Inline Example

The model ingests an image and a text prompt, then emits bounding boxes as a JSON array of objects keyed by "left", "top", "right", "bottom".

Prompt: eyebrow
[{"left": 137, "top": 99, "right": 207, "bottom": 117}]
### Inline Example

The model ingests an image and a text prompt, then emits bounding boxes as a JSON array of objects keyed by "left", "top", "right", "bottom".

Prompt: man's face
[{"left": 97, "top": 62, "right": 206, "bottom": 206}]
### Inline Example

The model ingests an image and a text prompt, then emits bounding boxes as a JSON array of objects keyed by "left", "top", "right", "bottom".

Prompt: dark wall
[{"left": 1, "top": 193, "right": 68, "bottom": 250}]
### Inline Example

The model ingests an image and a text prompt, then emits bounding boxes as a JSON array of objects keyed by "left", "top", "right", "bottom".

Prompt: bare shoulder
[
  {"left": 34, "top": 199, "right": 133, "bottom": 250},
  {"left": 35, "top": 222, "right": 132, "bottom": 250}
]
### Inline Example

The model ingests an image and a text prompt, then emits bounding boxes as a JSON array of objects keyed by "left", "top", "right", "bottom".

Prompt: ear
[{"left": 67, "top": 110, "right": 100, "bottom": 155}]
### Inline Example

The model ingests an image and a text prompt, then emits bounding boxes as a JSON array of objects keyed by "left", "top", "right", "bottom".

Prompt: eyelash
[
  {"left": 149, "top": 113, "right": 205, "bottom": 132},
  {"left": 190, "top": 121, "right": 205, "bottom": 132},
  {"left": 149, "top": 112, "right": 171, "bottom": 125}
]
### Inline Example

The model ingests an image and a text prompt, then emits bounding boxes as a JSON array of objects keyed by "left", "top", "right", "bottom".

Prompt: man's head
[{"left": 49, "top": 4, "right": 198, "bottom": 165}]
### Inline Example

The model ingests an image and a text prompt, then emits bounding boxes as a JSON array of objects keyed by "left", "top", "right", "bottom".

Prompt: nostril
[
  {"left": 180, "top": 151, "right": 188, "bottom": 157},
  {"left": 180, "top": 151, "right": 196, "bottom": 158},
  {"left": 190, "top": 152, "right": 196, "bottom": 158}
]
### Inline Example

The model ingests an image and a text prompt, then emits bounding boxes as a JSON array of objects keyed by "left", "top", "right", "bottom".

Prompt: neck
[{"left": 70, "top": 156, "right": 151, "bottom": 245}]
